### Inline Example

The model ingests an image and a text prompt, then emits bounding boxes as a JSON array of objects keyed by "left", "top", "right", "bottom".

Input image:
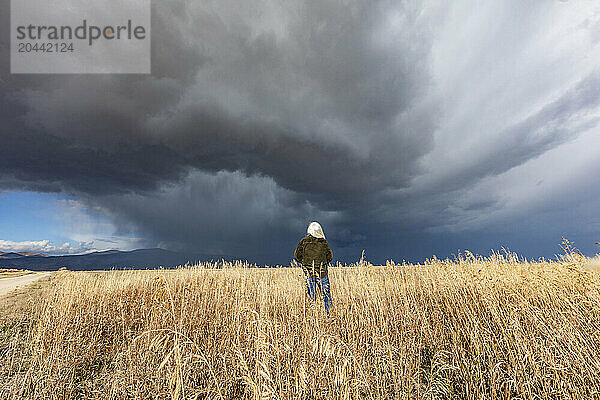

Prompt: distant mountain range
[
  {"left": 0, "top": 251, "right": 48, "bottom": 258},
  {"left": 0, "top": 249, "right": 236, "bottom": 271}
]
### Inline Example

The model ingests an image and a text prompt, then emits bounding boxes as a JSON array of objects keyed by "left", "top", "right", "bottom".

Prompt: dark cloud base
[{"left": 1, "top": 1, "right": 599, "bottom": 263}]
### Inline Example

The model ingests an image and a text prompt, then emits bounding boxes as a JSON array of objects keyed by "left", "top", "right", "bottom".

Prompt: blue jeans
[{"left": 306, "top": 275, "right": 332, "bottom": 313}]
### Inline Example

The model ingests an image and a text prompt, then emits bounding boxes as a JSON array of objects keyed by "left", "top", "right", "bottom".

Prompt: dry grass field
[
  {"left": 1, "top": 248, "right": 600, "bottom": 399},
  {"left": 0, "top": 269, "right": 33, "bottom": 278}
]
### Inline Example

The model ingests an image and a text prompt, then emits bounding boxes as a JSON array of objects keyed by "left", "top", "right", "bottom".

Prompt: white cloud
[{"left": 0, "top": 239, "right": 92, "bottom": 255}]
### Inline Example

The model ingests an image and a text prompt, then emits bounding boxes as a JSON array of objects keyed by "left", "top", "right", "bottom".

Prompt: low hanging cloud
[
  {"left": 1, "top": 1, "right": 600, "bottom": 262},
  {"left": 0, "top": 239, "right": 93, "bottom": 255}
]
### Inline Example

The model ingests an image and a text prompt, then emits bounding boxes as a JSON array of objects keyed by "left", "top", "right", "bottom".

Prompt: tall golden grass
[
  {"left": 1, "top": 247, "right": 600, "bottom": 399},
  {"left": 0, "top": 269, "right": 33, "bottom": 278}
]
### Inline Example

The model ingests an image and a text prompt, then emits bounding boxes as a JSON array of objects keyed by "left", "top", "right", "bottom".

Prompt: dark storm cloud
[
  {"left": 80, "top": 171, "right": 315, "bottom": 260},
  {"left": 1, "top": 1, "right": 435, "bottom": 199},
  {"left": 0, "top": 131, "right": 188, "bottom": 194},
  {"left": 2, "top": 0, "right": 600, "bottom": 262},
  {"left": 0, "top": 0, "right": 437, "bottom": 258}
]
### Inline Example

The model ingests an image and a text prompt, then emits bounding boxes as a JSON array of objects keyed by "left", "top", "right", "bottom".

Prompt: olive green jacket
[{"left": 294, "top": 235, "right": 333, "bottom": 278}]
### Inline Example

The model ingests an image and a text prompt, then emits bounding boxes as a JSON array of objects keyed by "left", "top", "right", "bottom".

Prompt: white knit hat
[{"left": 307, "top": 221, "right": 325, "bottom": 239}]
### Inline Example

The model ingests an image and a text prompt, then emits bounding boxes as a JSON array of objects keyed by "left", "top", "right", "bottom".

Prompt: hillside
[
  {"left": 0, "top": 248, "right": 234, "bottom": 271},
  {"left": 0, "top": 251, "right": 48, "bottom": 259}
]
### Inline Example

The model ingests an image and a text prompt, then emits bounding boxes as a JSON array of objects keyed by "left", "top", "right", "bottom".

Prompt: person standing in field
[{"left": 294, "top": 221, "right": 333, "bottom": 313}]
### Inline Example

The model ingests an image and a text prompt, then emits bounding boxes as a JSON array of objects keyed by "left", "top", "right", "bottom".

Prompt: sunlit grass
[
  {"left": 0, "top": 269, "right": 34, "bottom": 278},
  {"left": 1, "top": 247, "right": 600, "bottom": 399}
]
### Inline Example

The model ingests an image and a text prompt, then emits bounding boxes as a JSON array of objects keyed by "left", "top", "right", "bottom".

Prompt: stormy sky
[{"left": 1, "top": 1, "right": 600, "bottom": 264}]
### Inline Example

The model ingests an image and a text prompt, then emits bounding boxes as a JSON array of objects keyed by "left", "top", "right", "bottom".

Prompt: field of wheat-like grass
[
  {"left": 1, "top": 251, "right": 600, "bottom": 399},
  {"left": 0, "top": 269, "right": 33, "bottom": 278}
]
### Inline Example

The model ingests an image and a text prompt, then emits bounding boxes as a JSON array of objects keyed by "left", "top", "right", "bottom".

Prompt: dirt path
[{"left": 0, "top": 272, "right": 52, "bottom": 297}]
